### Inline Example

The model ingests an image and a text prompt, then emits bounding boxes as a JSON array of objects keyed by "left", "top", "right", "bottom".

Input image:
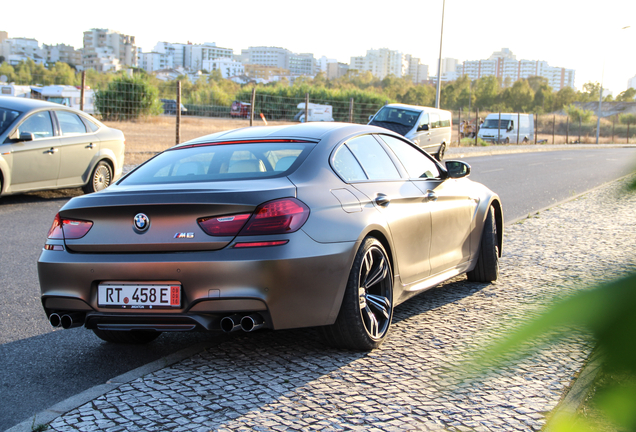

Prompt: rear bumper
[{"left": 38, "top": 230, "right": 358, "bottom": 331}]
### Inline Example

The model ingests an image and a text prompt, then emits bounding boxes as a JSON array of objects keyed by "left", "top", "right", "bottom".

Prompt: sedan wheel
[
  {"left": 467, "top": 206, "right": 499, "bottom": 282},
  {"left": 321, "top": 237, "right": 393, "bottom": 350},
  {"left": 92, "top": 328, "right": 161, "bottom": 344},
  {"left": 83, "top": 161, "right": 112, "bottom": 194}
]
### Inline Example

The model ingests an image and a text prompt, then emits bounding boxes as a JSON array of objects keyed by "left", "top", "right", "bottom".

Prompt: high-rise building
[
  {"left": 459, "top": 48, "right": 575, "bottom": 91},
  {"left": 405, "top": 55, "right": 429, "bottom": 83},
  {"left": 350, "top": 48, "right": 407, "bottom": 79},
  {"left": 628, "top": 75, "right": 636, "bottom": 90},
  {"left": 82, "top": 28, "right": 137, "bottom": 72}
]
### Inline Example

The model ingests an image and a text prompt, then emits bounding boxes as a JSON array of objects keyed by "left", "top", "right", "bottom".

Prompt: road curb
[
  {"left": 4, "top": 341, "right": 217, "bottom": 432},
  {"left": 543, "top": 350, "right": 603, "bottom": 430}
]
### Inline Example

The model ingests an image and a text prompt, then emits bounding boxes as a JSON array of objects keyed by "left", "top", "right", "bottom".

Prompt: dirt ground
[{"left": 102, "top": 116, "right": 292, "bottom": 165}]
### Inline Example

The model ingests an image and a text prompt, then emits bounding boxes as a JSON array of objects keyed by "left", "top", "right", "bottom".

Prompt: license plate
[{"left": 98, "top": 283, "right": 181, "bottom": 309}]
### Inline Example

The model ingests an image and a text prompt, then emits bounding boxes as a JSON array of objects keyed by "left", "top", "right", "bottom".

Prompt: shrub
[{"left": 95, "top": 75, "right": 162, "bottom": 120}]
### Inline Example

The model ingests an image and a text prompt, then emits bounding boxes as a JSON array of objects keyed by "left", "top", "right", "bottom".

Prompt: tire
[
  {"left": 83, "top": 161, "right": 112, "bottom": 194},
  {"left": 467, "top": 206, "right": 499, "bottom": 283},
  {"left": 321, "top": 237, "right": 393, "bottom": 350},
  {"left": 92, "top": 328, "right": 162, "bottom": 344},
  {"left": 504, "top": 137, "right": 510, "bottom": 144},
  {"left": 436, "top": 143, "right": 446, "bottom": 161}
]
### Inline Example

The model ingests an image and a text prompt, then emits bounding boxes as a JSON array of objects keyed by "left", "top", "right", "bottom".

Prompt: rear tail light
[
  {"left": 197, "top": 198, "right": 310, "bottom": 237},
  {"left": 198, "top": 213, "right": 251, "bottom": 237},
  {"left": 47, "top": 213, "right": 93, "bottom": 239},
  {"left": 239, "top": 198, "right": 309, "bottom": 236}
]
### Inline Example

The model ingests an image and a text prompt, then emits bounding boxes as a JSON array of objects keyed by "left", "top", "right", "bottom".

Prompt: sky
[{"left": 3, "top": 0, "right": 635, "bottom": 96}]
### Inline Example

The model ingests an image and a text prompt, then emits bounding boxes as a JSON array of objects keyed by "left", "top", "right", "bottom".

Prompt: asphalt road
[{"left": 1, "top": 148, "right": 635, "bottom": 430}]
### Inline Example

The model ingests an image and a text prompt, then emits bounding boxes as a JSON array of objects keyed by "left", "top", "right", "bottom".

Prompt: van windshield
[
  {"left": 371, "top": 107, "right": 420, "bottom": 128},
  {"left": 482, "top": 119, "right": 511, "bottom": 129}
]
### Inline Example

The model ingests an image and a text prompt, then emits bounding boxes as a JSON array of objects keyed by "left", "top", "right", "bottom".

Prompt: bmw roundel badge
[{"left": 133, "top": 213, "right": 150, "bottom": 232}]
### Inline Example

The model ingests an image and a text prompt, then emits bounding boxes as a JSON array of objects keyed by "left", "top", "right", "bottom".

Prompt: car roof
[
  {"left": 0, "top": 96, "right": 68, "bottom": 111},
  {"left": 178, "top": 122, "right": 398, "bottom": 147},
  {"left": 380, "top": 103, "right": 451, "bottom": 114}
]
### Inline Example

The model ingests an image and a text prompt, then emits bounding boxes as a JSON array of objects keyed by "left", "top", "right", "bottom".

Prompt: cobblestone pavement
[{"left": 46, "top": 176, "right": 636, "bottom": 432}]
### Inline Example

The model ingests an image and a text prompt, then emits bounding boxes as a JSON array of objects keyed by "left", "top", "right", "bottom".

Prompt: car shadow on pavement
[{"left": 0, "top": 188, "right": 84, "bottom": 205}]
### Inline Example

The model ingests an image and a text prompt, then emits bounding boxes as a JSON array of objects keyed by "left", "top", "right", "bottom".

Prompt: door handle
[
  {"left": 86, "top": 143, "right": 94, "bottom": 149},
  {"left": 45, "top": 148, "right": 58, "bottom": 154},
  {"left": 426, "top": 190, "right": 437, "bottom": 202},
  {"left": 375, "top": 193, "right": 390, "bottom": 207}
]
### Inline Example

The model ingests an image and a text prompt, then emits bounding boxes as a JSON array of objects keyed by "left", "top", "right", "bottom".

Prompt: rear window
[{"left": 120, "top": 141, "right": 315, "bottom": 185}]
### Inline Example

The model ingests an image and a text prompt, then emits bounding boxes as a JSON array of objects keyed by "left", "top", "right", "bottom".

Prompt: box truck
[{"left": 478, "top": 113, "right": 534, "bottom": 144}]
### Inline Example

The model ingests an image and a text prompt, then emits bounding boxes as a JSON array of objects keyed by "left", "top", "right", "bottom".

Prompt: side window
[
  {"left": 332, "top": 145, "right": 367, "bottom": 182},
  {"left": 439, "top": 111, "right": 451, "bottom": 128},
  {"left": 17, "top": 111, "right": 54, "bottom": 139},
  {"left": 379, "top": 135, "right": 440, "bottom": 179},
  {"left": 56, "top": 111, "right": 88, "bottom": 136},
  {"left": 346, "top": 135, "right": 401, "bottom": 181},
  {"left": 429, "top": 113, "right": 440, "bottom": 129},
  {"left": 419, "top": 113, "right": 429, "bottom": 128}
]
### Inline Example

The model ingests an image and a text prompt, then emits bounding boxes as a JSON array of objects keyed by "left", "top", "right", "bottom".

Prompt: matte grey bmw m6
[{"left": 38, "top": 122, "right": 503, "bottom": 350}]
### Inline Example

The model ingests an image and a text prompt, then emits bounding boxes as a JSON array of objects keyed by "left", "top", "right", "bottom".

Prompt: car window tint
[
  {"left": 429, "top": 113, "right": 440, "bottom": 129},
  {"left": 56, "top": 111, "right": 88, "bottom": 136},
  {"left": 379, "top": 135, "right": 440, "bottom": 179},
  {"left": 346, "top": 135, "right": 401, "bottom": 181},
  {"left": 332, "top": 145, "right": 367, "bottom": 182},
  {"left": 0, "top": 108, "right": 21, "bottom": 136},
  {"left": 121, "top": 142, "right": 313, "bottom": 185},
  {"left": 419, "top": 113, "right": 429, "bottom": 128},
  {"left": 17, "top": 111, "right": 54, "bottom": 139}
]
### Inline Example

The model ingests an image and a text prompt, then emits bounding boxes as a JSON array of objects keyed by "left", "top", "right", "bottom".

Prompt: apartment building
[
  {"left": 43, "top": 44, "right": 82, "bottom": 67},
  {"left": 0, "top": 35, "right": 45, "bottom": 65},
  {"left": 459, "top": 48, "right": 575, "bottom": 91},
  {"left": 350, "top": 48, "right": 408, "bottom": 79},
  {"left": 82, "top": 28, "right": 137, "bottom": 72},
  {"left": 405, "top": 55, "right": 429, "bottom": 83}
]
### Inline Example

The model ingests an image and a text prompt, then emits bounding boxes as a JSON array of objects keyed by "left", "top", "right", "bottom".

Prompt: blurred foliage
[
  {"left": 565, "top": 104, "right": 595, "bottom": 124},
  {"left": 619, "top": 113, "right": 636, "bottom": 125},
  {"left": 3, "top": 60, "right": 636, "bottom": 119},
  {"left": 467, "top": 174, "right": 636, "bottom": 431},
  {"left": 94, "top": 74, "right": 162, "bottom": 120}
]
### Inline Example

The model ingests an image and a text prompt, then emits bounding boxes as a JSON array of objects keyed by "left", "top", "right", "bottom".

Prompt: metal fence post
[
  {"left": 80, "top": 70, "right": 86, "bottom": 112},
  {"left": 458, "top": 108, "right": 461, "bottom": 144},
  {"left": 498, "top": 112, "right": 501, "bottom": 144},
  {"left": 349, "top": 98, "right": 354, "bottom": 123},
  {"left": 534, "top": 114, "right": 538, "bottom": 144},
  {"left": 628, "top": 122, "right": 631, "bottom": 144},
  {"left": 176, "top": 80, "right": 181, "bottom": 145},
  {"left": 552, "top": 115, "right": 555, "bottom": 145},
  {"left": 517, "top": 112, "right": 520, "bottom": 144},
  {"left": 305, "top": 93, "right": 309, "bottom": 123},
  {"left": 579, "top": 118, "right": 582, "bottom": 143},
  {"left": 250, "top": 87, "right": 256, "bottom": 127},
  {"left": 566, "top": 116, "right": 569, "bottom": 144},
  {"left": 474, "top": 109, "right": 478, "bottom": 146},
  {"left": 612, "top": 116, "right": 615, "bottom": 143}
]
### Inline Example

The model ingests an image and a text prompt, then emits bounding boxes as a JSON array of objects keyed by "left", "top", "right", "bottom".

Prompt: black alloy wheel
[{"left": 321, "top": 237, "right": 394, "bottom": 350}]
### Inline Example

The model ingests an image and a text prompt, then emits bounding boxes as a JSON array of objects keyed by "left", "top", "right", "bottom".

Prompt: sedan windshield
[
  {"left": 371, "top": 108, "right": 420, "bottom": 128},
  {"left": 0, "top": 107, "right": 21, "bottom": 136},
  {"left": 121, "top": 141, "right": 315, "bottom": 185}
]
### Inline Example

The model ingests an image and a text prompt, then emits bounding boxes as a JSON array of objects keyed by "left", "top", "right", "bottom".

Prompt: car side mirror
[
  {"left": 417, "top": 124, "right": 429, "bottom": 131},
  {"left": 19, "top": 132, "right": 34, "bottom": 142},
  {"left": 368, "top": 115, "right": 374, "bottom": 122},
  {"left": 445, "top": 160, "right": 470, "bottom": 179}
]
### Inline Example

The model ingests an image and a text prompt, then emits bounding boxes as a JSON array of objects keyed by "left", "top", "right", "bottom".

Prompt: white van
[
  {"left": 478, "top": 113, "right": 534, "bottom": 144},
  {"left": 295, "top": 102, "right": 334, "bottom": 122},
  {"left": 368, "top": 103, "right": 452, "bottom": 160}
]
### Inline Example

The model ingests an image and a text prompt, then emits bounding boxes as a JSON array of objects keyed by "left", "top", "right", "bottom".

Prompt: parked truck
[
  {"left": 477, "top": 113, "right": 534, "bottom": 144},
  {"left": 294, "top": 103, "right": 334, "bottom": 122}
]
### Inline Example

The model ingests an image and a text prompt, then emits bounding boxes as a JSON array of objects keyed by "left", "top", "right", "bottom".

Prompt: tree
[
  {"left": 565, "top": 104, "right": 594, "bottom": 123},
  {"left": 555, "top": 86, "right": 577, "bottom": 110},
  {"left": 616, "top": 88, "right": 636, "bottom": 102},
  {"left": 501, "top": 79, "right": 534, "bottom": 112},
  {"left": 94, "top": 74, "right": 162, "bottom": 120},
  {"left": 474, "top": 76, "right": 500, "bottom": 110},
  {"left": 578, "top": 82, "right": 602, "bottom": 102}
]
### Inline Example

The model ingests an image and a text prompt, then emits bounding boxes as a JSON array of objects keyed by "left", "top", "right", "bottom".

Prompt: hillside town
[{"left": 0, "top": 28, "right": 587, "bottom": 91}]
